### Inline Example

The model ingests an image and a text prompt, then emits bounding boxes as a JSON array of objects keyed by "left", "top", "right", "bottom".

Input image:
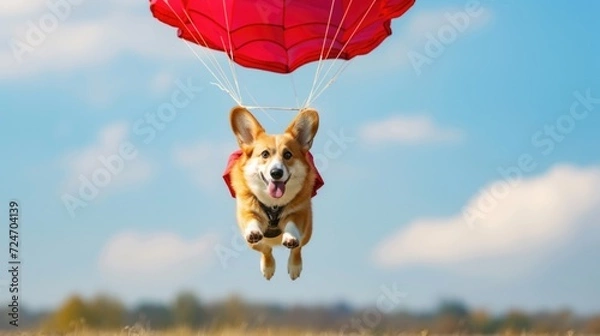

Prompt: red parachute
[{"left": 150, "top": 0, "right": 416, "bottom": 74}]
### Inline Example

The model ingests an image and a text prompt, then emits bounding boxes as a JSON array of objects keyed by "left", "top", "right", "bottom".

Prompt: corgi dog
[{"left": 223, "top": 106, "right": 323, "bottom": 280}]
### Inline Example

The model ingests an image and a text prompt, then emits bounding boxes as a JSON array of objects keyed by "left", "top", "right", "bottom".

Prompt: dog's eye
[
  {"left": 261, "top": 150, "right": 270, "bottom": 159},
  {"left": 283, "top": 151, "right": 292, "bottom": 160}
]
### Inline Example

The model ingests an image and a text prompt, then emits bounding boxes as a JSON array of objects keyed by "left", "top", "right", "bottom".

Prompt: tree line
[{"left": 2, "top": 291, "right": 600, "bottom": 334}]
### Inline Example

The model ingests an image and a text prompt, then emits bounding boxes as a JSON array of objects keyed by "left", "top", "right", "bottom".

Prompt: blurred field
[
  {"left": 4, "top": 292, "right": 599, "bottom": 335},
  {"left": 0, "top": 330, "right": 399, "bottom": 336},
  {"left": 4, "top": 329, "right": 600, "bottom": 336},
  {"left": 4, "top": 330, "right": 599, "bottom": 336}
]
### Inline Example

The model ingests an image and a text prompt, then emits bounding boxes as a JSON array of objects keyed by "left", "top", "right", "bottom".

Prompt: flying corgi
[{"left": 222, "top": 106, "right": 324, "bottom": 280}]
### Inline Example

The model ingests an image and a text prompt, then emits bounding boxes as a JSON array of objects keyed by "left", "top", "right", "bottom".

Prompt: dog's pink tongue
[{"left": 268, "top": 181, "right": 286, "bottom": 198}]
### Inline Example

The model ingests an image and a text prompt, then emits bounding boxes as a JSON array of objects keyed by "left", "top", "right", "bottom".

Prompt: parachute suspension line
[
  {"left": 178, "top": 40, "right": 241, "bottom": 105},
  {"left": 221, "top": 0, "right": 243, "bottom": 104},
  {"left": 163, "top": 0, "right": 241, "bottom": 105},
  {"left": 307, "top": 0, "right": 379, "bottom": 106},
  {"left": 304, "top": 0, "right": 354, "bottom": 108},
  {"left": 178, "top": 40, "right": 238, "bottom": 102},
  {"left": 244, "top": 88, "right": 281, "bottom": 126},
  {"left": 163, "top": 0, "right": 238, "bottom": 103},
  {"left": 243, "top": 106, "right": 302, "bottom": 111},
  {"left": 242, "top": 75, "right": 304, "bottom": 112},
  {"left": 178, "top": 3, "right": 240, "bottom": 103},
  {"left": 167, "top": 27, "right": 235, "bottom": 102},
  {"left": 219, "top": 36, "right": 243, "bottom": 104},
  {"left": 243, "top": 87, "right": 301, "bottom": 124},
  {"left": 309, "top": 59, "right": 353, "bottom": 104},
  {"left": 303, "top": 0, "right": 338, "bottom": 109},
  {"left": 180, "top": 6, "right": 241, "bottom": 104}
]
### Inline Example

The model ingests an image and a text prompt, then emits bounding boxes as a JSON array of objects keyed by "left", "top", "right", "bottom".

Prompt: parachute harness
[
  {"left": 258, "top": 202, "right": 285, "bottom": 238},
  {"left": 156, "top": 0, "right": 385, "bottom": 114}
]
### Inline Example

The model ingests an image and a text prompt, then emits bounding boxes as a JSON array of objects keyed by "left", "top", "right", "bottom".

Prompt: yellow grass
[
  {"left": 5, "top": 329, "right": 599, "bottom": 336},
  {"left": 0, "top": 329, "right": 396, "bottom": 336}
]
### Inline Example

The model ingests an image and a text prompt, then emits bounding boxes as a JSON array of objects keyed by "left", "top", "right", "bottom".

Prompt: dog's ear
[
  {"left": 230, "top": 106, "right": 265, "bottom": 147},
  {"left": 286, "top": 108, "right": 319, "bottom": 150}
]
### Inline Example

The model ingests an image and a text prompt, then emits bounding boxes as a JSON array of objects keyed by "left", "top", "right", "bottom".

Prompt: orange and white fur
[{"left": 228, "top": 106, "right": 319, "bottom": 280}]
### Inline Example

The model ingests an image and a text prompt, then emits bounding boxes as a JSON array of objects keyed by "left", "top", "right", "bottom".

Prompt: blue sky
[{"left": 1, "top": 0, "right": 600, "bottom": 315}]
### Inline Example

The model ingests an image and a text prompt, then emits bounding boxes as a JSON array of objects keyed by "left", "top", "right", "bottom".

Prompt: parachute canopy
[{"left": 150, "top": 0, "right": 416, "bottom": 74}]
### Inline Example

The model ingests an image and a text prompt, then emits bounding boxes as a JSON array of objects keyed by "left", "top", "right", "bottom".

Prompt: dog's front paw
[
  {"left": 282, "top": 232, "right": 299, "bottom": 249},
  {"left": 245, "top": 230, "right": 263, "bottom": 244}
]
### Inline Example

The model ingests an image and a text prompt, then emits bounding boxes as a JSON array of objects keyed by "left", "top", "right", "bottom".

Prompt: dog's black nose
[{"left": 270, "top": 168, "right": 284, "bottom": 180}]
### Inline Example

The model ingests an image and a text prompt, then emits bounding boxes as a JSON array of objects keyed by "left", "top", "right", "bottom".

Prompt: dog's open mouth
[{"left": 261, "top": 173, "right": 290, "bottom": 199}]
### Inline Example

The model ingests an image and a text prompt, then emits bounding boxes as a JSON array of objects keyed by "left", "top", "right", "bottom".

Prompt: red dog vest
[{"left": 222, "top": 149, "right": 324, "bottom": 198}]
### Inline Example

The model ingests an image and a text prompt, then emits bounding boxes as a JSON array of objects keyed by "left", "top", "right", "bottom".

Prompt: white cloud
[
  {"left": 0, "top": 0, "right": 46, "bottom": 17},
  {"left": 98, "top": 230, "right": 216, "bottom": 277},
  {"left": 372, "top": 164, "right": 600, "bottom": 269},
  {"left": 408, "top": 6, "right": 491, "bottom": 37},
  {"left": 0, "top": 8, "right": 197, "bottom": 79},
  {"left": 349, "top": 5, "right": 492, "bottom": 73},
  {"left": 173, "top": 141, "right": 236, "bottom": 190},
  {"left": 108, "top": 0, "right": 145, "bottom": 8},
  {"left": 359, "top": 114, "right": 463, "bottom": 145},
  {"left": 150, "top": 70, "right": 177, "bottom": 94},
  {"left": 61, "top": 122, "right": 153, "bottom": 195}
]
